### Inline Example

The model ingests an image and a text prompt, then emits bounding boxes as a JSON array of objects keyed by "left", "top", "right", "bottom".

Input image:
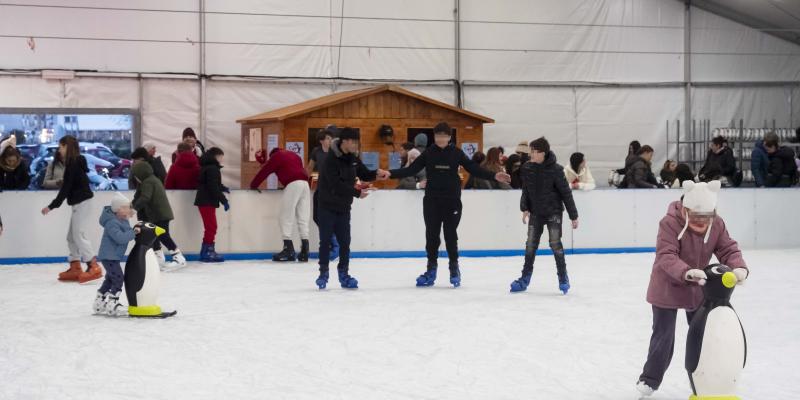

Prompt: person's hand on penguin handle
[
  {"left": 685, "top": 269, "right": 708, "bottom": 286},
  {"left": 133, "top": 226, "right": 141, "bottom": 234},
  {"left": 733, "top": 268, "right": 749, "bottom": 285},
  {"left": 495, "top": 172, "right": 511, "bottom": 184}
]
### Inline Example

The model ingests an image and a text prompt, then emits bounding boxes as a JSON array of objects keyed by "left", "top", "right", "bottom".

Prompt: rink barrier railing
[
  {"left": 0, "top": 247, "right": 657, "bottom": 265},
  {"left": 1, "top": 188, "right": 798, "bottom": 265}
]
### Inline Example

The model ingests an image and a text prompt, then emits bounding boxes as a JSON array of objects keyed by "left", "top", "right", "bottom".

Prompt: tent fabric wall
[
  {"left": 1, "top": 1, "right": 800, "bottom": 188},
  {"left": 691, "top": 7, "right": 800, "bottom": 83},
  {"left": 460, "top": 0, "right": 685, "bottom": 83}
]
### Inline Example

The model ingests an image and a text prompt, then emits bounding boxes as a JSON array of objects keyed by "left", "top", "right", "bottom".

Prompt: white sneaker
[
  {"left": 93, "top": 292, "right": 107, "bottom": 314},
  {"left": 636, "top": 381, "right": 655, "bottom": 398},
  {"left": 103, "top": 291, "right": 127, "bottom": 317}
]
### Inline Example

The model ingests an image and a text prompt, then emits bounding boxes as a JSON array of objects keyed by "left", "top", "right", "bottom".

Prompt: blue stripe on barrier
[{"left": 0, "top": 247, "right": 655, "bottom": 265}]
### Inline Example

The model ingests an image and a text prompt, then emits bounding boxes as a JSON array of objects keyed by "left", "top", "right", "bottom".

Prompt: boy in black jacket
[
  {"left": 385, "top": 122, "right": 510, "bottom": 288},
  {"left": 510, "top": 137, "right": 579, "bottom": 294},
  {"left": 316, "top": 127, "right": 386, "bottom": 290}
]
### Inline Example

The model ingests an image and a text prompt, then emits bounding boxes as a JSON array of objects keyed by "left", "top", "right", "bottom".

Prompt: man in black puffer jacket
[
  {"left": 316, "top": 127, "right": 385, "bottom": 290},
  {"left": 765, "top": 137, "right": 798, "bottom": 187},
  {"left": 698, "top": 136, "right": 739, "bottom": 185},
  {"left": 509, "top": 137, "right": 578, "bottom": 295},
  {"left": 387, "top": 122, "right": 510, "bottom": 288}
]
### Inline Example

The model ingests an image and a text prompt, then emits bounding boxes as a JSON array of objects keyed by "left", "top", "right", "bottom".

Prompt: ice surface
[{"left": 1, "top": 250, "right": 798, "bottom": 400}]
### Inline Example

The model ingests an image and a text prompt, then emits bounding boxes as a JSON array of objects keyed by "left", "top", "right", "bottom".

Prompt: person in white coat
[{"left": 564, "top": 152, "right": 596, "bottom": 191}]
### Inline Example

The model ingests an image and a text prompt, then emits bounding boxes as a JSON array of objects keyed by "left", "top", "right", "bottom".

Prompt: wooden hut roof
[{"left": 236, "top": 85, "right": 494, "bottom": 124}]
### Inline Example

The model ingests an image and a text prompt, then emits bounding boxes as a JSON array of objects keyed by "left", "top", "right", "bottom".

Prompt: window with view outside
[{"left": 0, "top": 112, "right": 135, "bottom": 191}]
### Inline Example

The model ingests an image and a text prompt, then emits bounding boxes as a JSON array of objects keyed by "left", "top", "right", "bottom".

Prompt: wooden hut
[{"left": 236, "top": 85, "right": 494, "bottom": 188}]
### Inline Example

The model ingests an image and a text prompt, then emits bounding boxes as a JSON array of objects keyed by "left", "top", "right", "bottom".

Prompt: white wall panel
[{"left": 3, "top": 188, "right": 795, "bottom": 262}]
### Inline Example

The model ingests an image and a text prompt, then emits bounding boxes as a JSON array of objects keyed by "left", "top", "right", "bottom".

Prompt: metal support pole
[
  {"left": 684, "top": 1, "right": 692, "bottom": 148},
  {"left": 454, "top": 0, "right": 462, "bottom": 108},
  {"left": 199, "top": 0, "right": 207, "bottom": 144}
]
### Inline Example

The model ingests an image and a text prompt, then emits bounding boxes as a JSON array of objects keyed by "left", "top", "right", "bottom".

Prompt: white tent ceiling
[{"left": 0, "top": 1, "right": 798, "bottom": 188}]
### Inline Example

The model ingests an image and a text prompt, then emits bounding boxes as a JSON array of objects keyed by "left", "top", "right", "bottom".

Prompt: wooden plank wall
[{"left": 240, "top": 91, "right": 487, "bottom": 189}]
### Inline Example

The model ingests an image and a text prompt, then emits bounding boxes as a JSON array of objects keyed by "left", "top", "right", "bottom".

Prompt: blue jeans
[{"left": 317, "top": 207, "right": 351, "bottom": 274}]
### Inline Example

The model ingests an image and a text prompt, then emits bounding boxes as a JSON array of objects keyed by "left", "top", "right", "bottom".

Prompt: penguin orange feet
[
  {"left": 79, "top": 258, "right": 103, "bottom": 284},
  {"left": 58, "top": 260, "right": 83, "bottom": 281}
]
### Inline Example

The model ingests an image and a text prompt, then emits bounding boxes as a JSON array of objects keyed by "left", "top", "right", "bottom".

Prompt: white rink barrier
[{"left": 1, "top": 188, "right": 799, "bottom": 263}]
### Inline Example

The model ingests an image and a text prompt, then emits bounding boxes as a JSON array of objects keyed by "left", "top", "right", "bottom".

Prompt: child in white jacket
[{"left": 564, "top": 152, "right": 596, "bottom": 191}]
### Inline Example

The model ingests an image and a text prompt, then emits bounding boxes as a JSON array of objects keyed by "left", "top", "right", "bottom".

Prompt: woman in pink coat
[{"left": 636, "top": 180, "right": 749, "bottom": 398}]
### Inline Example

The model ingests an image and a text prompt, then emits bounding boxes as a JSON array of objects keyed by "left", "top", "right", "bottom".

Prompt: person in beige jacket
[{"left": 564, "top": 152, "right": 596, "bottom": 191}]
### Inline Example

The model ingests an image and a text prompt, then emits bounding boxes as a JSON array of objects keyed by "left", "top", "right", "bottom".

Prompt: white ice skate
[
  {"left": 161, "top": 249, "right": 188, "bottom": 272},
  {"left": 93, "top": 292, "right": 107, "bottom": 314},
  {"left": 103, "top": 291, "right": 127, "bottom": 317},
  {"left": 635, "top": 381, "right": 654, "bottom": 398}
]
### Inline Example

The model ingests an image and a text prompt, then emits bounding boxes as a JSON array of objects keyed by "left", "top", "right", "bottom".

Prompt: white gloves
[
  {"left": 685, "top": 269, "right": 708, "bottom": 286},
  {"left": 732, "top": 268, "right": 749, "bottom": 285}
]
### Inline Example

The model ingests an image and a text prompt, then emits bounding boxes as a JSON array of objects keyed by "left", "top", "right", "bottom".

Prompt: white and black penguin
[
  {"left": 124, "top": 222, "right": 176, "bottom": 318},
  {"left": 685, "top": 263, "right": 746, "bottom": 400}
]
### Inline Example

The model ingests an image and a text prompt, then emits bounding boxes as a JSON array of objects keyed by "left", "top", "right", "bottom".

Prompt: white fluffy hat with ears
[{"left": 677, "top": 180, "right": 721, "bottom": 243}]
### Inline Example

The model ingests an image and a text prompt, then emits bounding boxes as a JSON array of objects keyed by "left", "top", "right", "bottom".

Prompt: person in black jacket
[
  {"left": 510, "top": 137, "right": 578, "bottom": 294},
  {"left": 41, "top": 135, "right": 102, "bottom": 283},
  {"left": 385, "top": 122, "right": 511, "bottom": 288},
  {"left": 315, "top": 127, "right": 386, "bottom": 290},
  {"left": 764, "top": 137, "right": 798, "bottom": 187},
  {"left": 129, "top": 146, "right": 167, "bottom": 190},
  {"left": 0, "top": 136, "right": 31, "bottom": 190},
  {"left": 194, "top": 147, "right": 229, "bottom": 262},
  {"left": 621, "top": 145, "right": 661, "bottom": 189},
  {"left": 698, "top": 136, "right": 739, "bottom": 186}
]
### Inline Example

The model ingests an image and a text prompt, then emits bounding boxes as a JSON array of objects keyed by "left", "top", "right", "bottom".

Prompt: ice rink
[{"left": 1, "top": 250, "right": 798, "bottom": 400}]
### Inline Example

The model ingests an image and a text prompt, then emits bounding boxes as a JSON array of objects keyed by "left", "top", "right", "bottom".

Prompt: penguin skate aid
[
  {"left": 637, "top": 181, "right": 749, "bottom": 398},
  {"left": 123, "top": 221, "right": 177, "bottom": 318}
]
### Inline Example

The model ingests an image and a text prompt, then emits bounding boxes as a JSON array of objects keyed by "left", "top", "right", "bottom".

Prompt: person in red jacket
[
  {"left": 250, "top": 148, "right": 311, "bottom": 262},
  {"left": 165, "top": 143, "right": 200, "bottom": 190}
]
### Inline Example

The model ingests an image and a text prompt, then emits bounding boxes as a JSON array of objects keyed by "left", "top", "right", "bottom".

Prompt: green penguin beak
[
  {"left": 154, "top": 226, "right": 166, "bottom": 237},
  {"left": 721, "top": 271, "right": 737, "bottom": 288}
]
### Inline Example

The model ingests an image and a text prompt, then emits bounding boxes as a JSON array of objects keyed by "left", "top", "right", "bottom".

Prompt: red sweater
[
  {"left": 250, "top": 149, "right": 309, "bottom": 189},
  {"left": 165, "top": 151, "right": 200, "bottom": 190}
]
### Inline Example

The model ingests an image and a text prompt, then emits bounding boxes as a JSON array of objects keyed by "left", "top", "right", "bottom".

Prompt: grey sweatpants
[
  {"left": 67, "top": 200, "right": 96, "bottom": 262},
  {"left": 639, "top": 305, "right": 697, "bottom": 390}
]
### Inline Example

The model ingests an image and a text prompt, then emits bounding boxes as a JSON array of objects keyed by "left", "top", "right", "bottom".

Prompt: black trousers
[
  {"left": 639, "top": 305, "right": 697, "bottom": 390},
  {"left": 521, "top": 214, "right": 566, "bottom": 280},
  {"left": 149, "top": 219, "right": 177, "bottom": 252},
  {"left": 317, "top": 206, "right": 351, "bottom": 275},
  {"left": 423, "top": 196, "right": 462, "bottom": 272}
]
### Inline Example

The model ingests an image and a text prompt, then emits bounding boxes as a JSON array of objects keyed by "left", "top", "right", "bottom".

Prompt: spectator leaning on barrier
[
  {"left": 42, "top": 149, "right": 66, "bottom": 190},
  {"left": 621, "top": 145, "right": 661, "bottom": 189},
  {"left": 750, "top": 131, "right": 777, "bottom": 187},
  {"left": 698, "top": 136, "right": 740, "bottom": 186},
  {"left": 172, "top": 127, "right": 205, "bottom": 164},
  {"left": 565, "top": 152, "right": 596, "bottom": 191},
  {"left": 505, "top": 153, "right": 524, "bottom": 189},
  {"left": 471, "top": 147, "right": 511, "bottom": 190},
  {"left": 764, "top": 134, "right": 798, "bottom": 187},
  {"left": 464, "top": 151, "right": 486, "bottom": 189},
  {"left": 0, "top": 136, "right": 31, "bottom": 190},
  {"left": 165, "top": 142, "right": 201, "bottom": 190}
]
